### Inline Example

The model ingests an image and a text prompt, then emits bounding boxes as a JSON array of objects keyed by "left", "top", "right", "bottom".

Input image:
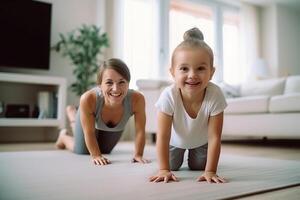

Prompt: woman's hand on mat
[
  {"left": 197, "top": 171, "right": 226, "bottom": 183},
  {"left": 132, "top": 155, "right": 150, "bottom": 164},
  {"left": 149, "top": 170, "right": 178, "bottom": 183},
  {"left": 91, "top": 155, "right": 111, "bottom": 165}
]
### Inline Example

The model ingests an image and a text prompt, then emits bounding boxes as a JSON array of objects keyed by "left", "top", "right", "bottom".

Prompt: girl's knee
[
  {"left": 169, "top": 159, "right": 183, "bottom": 171},
  {"left": 170, "top": 163, "right": 182, "bottom": 171},
  {"left": 188, "top": 159, "right": 206, "bottom": 170}
]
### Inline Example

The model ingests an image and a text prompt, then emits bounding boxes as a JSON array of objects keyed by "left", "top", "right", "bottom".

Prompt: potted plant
[{"left": 52, "top": 24, "right": 109, "bottom": 96}]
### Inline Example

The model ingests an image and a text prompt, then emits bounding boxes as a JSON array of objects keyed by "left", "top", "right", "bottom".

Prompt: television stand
[{"left": 0, "top": 72, "right": 67, "bottom": 141}]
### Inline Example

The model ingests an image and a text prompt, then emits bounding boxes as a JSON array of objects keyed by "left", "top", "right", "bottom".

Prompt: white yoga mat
[{"left": 0, "top": 143, "right": 299, "bottom": 200}]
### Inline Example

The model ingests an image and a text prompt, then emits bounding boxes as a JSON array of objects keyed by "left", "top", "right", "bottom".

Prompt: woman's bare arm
[
  {"left": 80, "top": 91, "right": 109, "bottom": 165},
  {"left": 131, "top": 91, "right": 148, "bottom": 163}
]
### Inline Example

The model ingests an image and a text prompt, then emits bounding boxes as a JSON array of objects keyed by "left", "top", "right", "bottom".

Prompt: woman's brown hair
[{"left": 97, "top": 58, "right": 131, "bottom": 85}]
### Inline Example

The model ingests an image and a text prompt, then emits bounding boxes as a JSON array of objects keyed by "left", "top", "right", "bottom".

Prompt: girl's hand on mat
[
  {"left": 149, "top": 170, "right": 178, "bottom": 183},
  {"left": 197, "top": 171, "right": 226, "bottom": 183},
  {"left": 132, "top": 156, "right": 150, "bottom": 164},
  {"left": 92, "top": 155, "right": 111, "bottom": 165}
]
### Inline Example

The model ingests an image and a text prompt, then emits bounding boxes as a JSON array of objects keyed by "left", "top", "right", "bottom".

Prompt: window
[
  {"left": 169, "top": 0, "right": 241, "bottom": 84},
  {"left": 122, "top": 0, "right": 242, "bottom": 86},
  {"left": 169, "top": 1, "right": 214, "bottom": 54},
  {"left": 123, "top": 0, "right": 158, "bottom": 88},
  {"left": 223, "top": 10, "right": 241, "bottom": 85}
]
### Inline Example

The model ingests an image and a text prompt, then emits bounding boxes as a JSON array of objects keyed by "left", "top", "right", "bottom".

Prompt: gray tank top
[{"left": 93, "top": 87, "right": 134, "bottom": 132}]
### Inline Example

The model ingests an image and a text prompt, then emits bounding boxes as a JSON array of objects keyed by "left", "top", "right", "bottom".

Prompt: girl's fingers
[
  {"left": 207, "top": 178, "right": 212, "bottom": 183},
  {"left": 197, "top": 174, "right": 227, "bottom": 183},
  {"left": 171, "top": 174, "right": 178, "bottom": 182},
  {"left": 154, "top": 177, "right": 164, "bottom": 183},
  {"left": 149, "top": 176, "right": 157, "bottom": 182},
  {"left": 218, "top": 177, "right": 227, "bottom": 183},
  {"left": 132, "top": 157, "right": 151, "bottom": 164},
  {"left": 164, "top": 176, "right": 169, "bottom": 183},
  {"left": 197, "top": 176, "right": 206, "bottom": 182},
  {"left": 212, "top": 176, "right": 221, "bottom": 183}
]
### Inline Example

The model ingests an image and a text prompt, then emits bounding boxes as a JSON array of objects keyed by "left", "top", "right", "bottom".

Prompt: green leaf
[{"left": 52, "top": 24, "right": 109, "bottom": 96}]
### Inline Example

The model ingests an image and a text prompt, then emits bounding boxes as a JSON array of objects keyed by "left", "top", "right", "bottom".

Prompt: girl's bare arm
[
  {"left": 149, "top": 111, "right": 178, "bottom": 183},
  {"left": 197, "top": 112, "right": 226, "bottom": 183}
]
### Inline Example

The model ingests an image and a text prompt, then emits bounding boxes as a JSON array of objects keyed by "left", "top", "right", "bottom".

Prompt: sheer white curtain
[
  {"left": 239, "top": 3, "right": 260, "bottom": 82},
  {"left": 122, "top": 0, "right": 159, "bottom": 89}
]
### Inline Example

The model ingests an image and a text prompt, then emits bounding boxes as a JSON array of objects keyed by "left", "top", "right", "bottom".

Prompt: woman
[{"left": 56, "top": 58, "right": 149, "bottom": 165}]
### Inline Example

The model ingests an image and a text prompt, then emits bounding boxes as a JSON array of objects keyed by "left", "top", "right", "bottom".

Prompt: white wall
[
  {"left": 261, "top": 5, "right": 279, "bottom": 77},
  {"left": 277, "top": 5, "right": 300, "bottom": 76},
  {"left": 105, "top": 0, "right": 124, "bottom": 59},
  {"left": 1, "top": 0, "right": 106, "bottom": 106},
  {"left": 49, "top": 0, "right": 100, "bottom": 106},
  {"left": 261, "top": 4, "right": 300, "bottom": 77}
]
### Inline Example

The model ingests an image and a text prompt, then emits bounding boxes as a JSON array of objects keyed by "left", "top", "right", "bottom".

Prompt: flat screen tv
[{"left": 0, "top": 0, "right": 52, "bottom": 70}]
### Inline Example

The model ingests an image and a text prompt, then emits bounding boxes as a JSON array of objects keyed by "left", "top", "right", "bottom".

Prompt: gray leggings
[
  {"left": 73, "top": 110, "right": 122, "bottom": 155},
  {"left": 169, "top": 143, "right": 208, "bottom": 171}
]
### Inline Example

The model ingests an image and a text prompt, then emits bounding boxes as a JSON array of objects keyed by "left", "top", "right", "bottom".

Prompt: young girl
[
  {"left": 149, "top": 28, "right": 227, "bottom": 183},
  {"left": 55, "top": 58, "right": 149, "bottom": 165}
]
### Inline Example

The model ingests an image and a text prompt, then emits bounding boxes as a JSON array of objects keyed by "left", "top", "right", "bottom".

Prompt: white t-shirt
[{"left": 155, "top": 82, "right": 227, "bottom": 149}]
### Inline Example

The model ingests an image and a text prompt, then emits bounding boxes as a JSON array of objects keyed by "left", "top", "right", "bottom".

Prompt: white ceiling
[
  {"left": 237, "top": 0, "right": 300, "bottom": 8},
  {"left": 223, "top": 0, "right": 300, "bottom": 11}
]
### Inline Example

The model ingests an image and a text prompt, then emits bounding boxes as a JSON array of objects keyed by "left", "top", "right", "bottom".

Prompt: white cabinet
[{"left": 0, "top": 72, "right": 66, "bottom": 129}]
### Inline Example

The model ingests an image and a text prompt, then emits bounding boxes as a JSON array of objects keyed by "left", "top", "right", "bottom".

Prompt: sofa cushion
[
  {"left": 136, "top": 79, "right": 172, "bottom": 90},
  {"left": 269, "top": 94, "right": 300, "bottom": 112},
  {"left": 225, "top": 95, "right": 269, "bottom": 114},
  {"left": 219, "top": 82, "right": 240, "bottom": 98},
  {"left": 240, "top": 78, "right": 286, "bottom": 97},
  {"left": 284, "top": 75, "right": 300, "bottom": 94}
]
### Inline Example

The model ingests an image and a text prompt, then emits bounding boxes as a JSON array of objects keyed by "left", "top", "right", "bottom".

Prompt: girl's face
[
  {"left": 100, "top": 68, "right": 129, "bottom": 106},
  {"left": 171, "top": 48, "right": 215, "bottom": 96}
]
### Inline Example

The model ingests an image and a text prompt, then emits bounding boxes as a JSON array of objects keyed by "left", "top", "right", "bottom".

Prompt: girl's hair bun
[{"left": 183, "top": 27, "right": 204, "bottom": 41}]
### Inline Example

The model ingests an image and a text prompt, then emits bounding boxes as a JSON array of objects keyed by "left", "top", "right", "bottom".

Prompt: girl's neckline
[{"left": 178, "top": 87, "right": 207, "bottom": 119}]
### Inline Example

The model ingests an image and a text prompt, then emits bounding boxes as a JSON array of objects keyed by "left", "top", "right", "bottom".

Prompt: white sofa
[
  {"left": 137, "top": 76, "right": 300, "bottom": 140},
  {"left": 222, "top": 75, "right": 300, "bottom": 139},
  {"left": 136, "top": 79, "right": 172, "bottom": 135}
]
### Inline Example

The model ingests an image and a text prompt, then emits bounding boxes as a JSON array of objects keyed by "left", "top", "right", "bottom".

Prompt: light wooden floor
[
  {"left": 1, "top": 139, "right": 300, "bottom": 200},
  {"left": 222, "top": 140, "right": 300, "bottom": 200}
]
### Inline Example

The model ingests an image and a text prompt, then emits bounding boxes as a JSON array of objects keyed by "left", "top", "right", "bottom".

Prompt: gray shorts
[
  {"left": 169, "top": 143, "right": 208, "bottom": 171},
  {"left": 73, "top": 110, "right": 122, "bottom": 155}
]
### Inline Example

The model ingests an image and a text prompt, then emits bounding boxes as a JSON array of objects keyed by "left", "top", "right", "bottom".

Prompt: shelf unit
[{"left": 0, "top": 72, "right": 66, "bottom": 128}]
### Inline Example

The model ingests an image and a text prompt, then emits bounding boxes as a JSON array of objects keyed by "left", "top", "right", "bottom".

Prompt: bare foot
[
  {"left": 66, "top": 105, "right": 77, "bottom": 123},
  {"left": 55, "top": 129, "right": 68, "bottom": 149}
]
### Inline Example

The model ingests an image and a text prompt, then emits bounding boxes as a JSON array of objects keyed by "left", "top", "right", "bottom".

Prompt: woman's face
[{"left": 100, "top": 68, "right": 129, "bottom": 106}]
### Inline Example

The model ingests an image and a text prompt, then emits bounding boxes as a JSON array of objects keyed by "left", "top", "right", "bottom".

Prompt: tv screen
[{"left": 0, "top": 0, "right": 52, "bottom": 70}]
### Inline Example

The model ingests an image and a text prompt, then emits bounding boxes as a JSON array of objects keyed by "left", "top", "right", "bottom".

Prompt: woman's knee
[
  {"left": 73, "top": 147, "right": 89, "bottom": 155},
  {"left": 99, "top": 146, "right": 114, "bottom": 154}
]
